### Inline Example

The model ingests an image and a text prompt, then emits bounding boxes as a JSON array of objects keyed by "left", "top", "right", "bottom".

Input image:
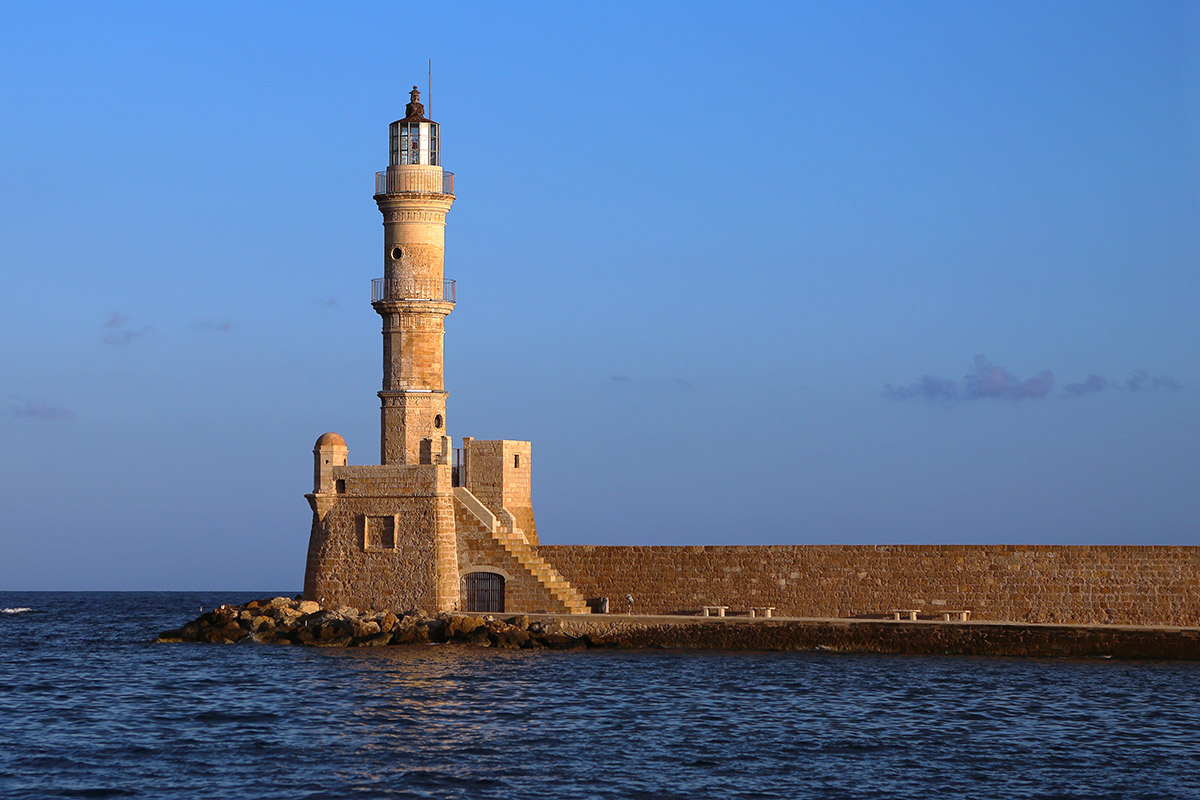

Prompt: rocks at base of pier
[
  {"left": 155, "top": 598, "right": 1200, "bottom": 659},
  {"left": 154, "top": 598, "right": 592, "bottom": 650}
]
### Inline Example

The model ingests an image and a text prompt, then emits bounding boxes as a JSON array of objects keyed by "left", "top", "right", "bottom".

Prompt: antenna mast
[{"left": 428, "top": 59, "right": 432, "bottom": 118}]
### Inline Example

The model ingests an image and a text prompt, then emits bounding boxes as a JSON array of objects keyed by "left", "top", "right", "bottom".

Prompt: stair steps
[{"left": 453, "top": 488, "right": 589, "bottom": 614}]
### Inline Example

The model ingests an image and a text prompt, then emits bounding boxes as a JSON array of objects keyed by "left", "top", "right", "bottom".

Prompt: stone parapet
[{"left": 330, "top": 463, "right": 450, "bottom": 496}]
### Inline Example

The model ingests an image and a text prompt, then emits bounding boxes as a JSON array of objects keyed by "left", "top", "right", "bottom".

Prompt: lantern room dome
[
  {"left": 393, "top": 85, "right": 432, "bottom": 124},
  {"left": 389, "top": 86, "right": 440, "bottom": 167}
]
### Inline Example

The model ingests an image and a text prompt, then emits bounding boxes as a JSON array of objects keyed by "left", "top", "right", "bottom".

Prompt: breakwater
[
  {"left": 155, "top": 597, "right": 1200, "bottom": 660},
  {"left": 542, "top": 544, "right": 1200, "bottom": 626}
]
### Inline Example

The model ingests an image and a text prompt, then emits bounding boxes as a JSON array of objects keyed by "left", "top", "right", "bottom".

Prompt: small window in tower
[
  {"left": 514, "top": 454, "right": 520, "bottom": 469},
  {"left": 434, "top": 414, "right": 443, "bottom": 429},
  {"left": 391, "top": 246, "right": 403, "bottom": 261}
]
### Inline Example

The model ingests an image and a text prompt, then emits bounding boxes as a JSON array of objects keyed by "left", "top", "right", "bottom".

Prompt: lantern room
[{"left": 389, "top": 86, "right": 440, "bottom": 167}]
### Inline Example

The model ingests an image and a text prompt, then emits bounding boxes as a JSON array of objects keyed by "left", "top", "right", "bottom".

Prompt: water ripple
[{"left": 2, "top": 592, "right": 1200, "bottom": 799}]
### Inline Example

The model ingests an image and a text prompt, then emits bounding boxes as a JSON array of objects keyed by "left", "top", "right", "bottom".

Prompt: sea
[{"left": 1, "top": 592, "right": 1198, "bottom": 800}]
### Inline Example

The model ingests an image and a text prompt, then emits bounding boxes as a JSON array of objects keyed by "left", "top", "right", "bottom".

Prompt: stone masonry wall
[
  {"left": 500, "top": 441, "right": 536, "bottom": 546},
  {"left": 304, "top": 464, "right": 457, "bottom": 613},
  {"left": 538, "top": 544, "right": 1200, "bottom": 627},
  {"left": 462, "top": 439, "right": 537, "bottom": 545}
]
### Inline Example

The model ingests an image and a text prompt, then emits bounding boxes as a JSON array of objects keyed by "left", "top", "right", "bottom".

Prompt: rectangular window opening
[{"left": 364, "top": 515, "right": 397, "bottom": 550}]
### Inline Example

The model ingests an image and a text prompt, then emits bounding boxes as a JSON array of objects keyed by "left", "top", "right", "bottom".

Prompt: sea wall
[
  {"left": 539, "top": 544, "right": 1200, "bottom": 626},
  {"left": 551, "top": 616, "right": 1200, "bottom": 660},
  {"left": 155, "top": 599, "right": 1200, "bottom": 661}
]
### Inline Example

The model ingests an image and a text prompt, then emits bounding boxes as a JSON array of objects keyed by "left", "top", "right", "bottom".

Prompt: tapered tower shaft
[{"left": 372, "top": 86, "right": 456, "bottom": 466}]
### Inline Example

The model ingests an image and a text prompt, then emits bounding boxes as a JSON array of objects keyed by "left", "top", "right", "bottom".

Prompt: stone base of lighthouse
[{"left": 304, "top": 437, "right": 588, "bottom": 614}]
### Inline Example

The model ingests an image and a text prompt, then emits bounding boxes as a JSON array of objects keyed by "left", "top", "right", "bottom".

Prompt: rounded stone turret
[
  {"left": 313, "top": 432, "right": 349, "bottom": 494},
  {"left": 315, "top": 432, "right": 347, "bottom": 448}
]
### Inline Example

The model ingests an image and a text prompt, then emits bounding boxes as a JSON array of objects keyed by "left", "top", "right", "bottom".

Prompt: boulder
[
  {"left": 312, "top": 635, "right": 353, "bottom": 647},
  {"left": 351, "top": 619, "right": 381, "bottom": 638},
  {"left": 492, "top": 630, "right": 528, "bottom": 649},
  {"left": 506, "top": 615, "right": 531, "bottom": 630},
  {"left": 465, "top": 629, "right": 492, "bottom": 647},
  {"left": 446, "top": 615, "right": 485, "bottom": 638},
  {"left": 379, "top": 612, "right": 399, "bottom": 633},
  {"left": 297, "top": 600, "right": 321, "bottom": 615},
  {"left": 304, "top": 610, "right": 343, "bottom": 627},
  {"left": 543, "top": 633, "right": 583, "bottom": 650},
  {"left": 390, "top": 620, "right": 419, "bottom": 645},
  {"left": 424, "top": 618, "right": 447, "bottom": 643},
  {"left": 204, "top": 624, "right": 248, "bottom": 643},
  {"left": 356, "top": 632, "right": 393, "bottom": 647}
]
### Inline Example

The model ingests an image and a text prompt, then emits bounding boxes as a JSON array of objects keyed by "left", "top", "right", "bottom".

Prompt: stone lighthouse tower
[
  {"left": 304, "top": 88, "right": 588, "bottom": 616},
  {"left": 374, "top": 86, "right": 455, "bottom": 467}
]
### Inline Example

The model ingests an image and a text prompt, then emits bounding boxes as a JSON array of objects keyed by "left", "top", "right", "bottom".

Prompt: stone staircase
[{"left": 454, "top": 488, "right": 589, "bottom": 614}]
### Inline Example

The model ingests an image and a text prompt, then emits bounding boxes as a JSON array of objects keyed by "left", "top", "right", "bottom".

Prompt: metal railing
[
  {"left": 372, "top": 277, "right": 456, "bottom": 303},
  {"left": 374, "top": 170, "right": 455, "bottom": 195}
]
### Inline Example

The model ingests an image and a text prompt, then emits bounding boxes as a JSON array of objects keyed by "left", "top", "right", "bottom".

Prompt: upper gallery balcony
[
  {"left": 372, "top": 277, "right": 456, "bottom": 304},
  {"left": 375, "top": 169, "right": 455, "bottom": 196}
]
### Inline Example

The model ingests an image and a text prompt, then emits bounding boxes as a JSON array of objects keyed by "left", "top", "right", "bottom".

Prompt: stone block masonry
[{"left": 539, "top": 544, "right": 1200, "bottom": 627}]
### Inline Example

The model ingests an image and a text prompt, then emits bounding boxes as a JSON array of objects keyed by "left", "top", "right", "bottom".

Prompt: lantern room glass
[{"left": 389, "top": 121, "right": 440, "bottom": 166}]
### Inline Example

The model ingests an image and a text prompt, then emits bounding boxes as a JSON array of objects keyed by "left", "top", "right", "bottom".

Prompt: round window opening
[
  {"left": 391, "top": 246, "right": 403, "bottom": 260},
  {"left": 434, "top": 414, "right": 443, "bottom": 429}
]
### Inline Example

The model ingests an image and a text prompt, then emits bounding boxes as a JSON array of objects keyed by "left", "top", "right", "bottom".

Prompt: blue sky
[{"left": 1, "top": 2, "right": 1197, "bottom": 590}]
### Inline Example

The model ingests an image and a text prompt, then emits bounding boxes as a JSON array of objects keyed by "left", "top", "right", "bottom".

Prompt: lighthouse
[
  {"left": 303, "top": 88, "right": 587, "bottom": 615},
  {"left": 373, "top": 86, "right": 456, "bottom": 467}
]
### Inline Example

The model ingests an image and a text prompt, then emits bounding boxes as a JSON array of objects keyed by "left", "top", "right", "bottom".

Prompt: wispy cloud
[
  {"left": 1063, "top": 374, "right": 1109, "bottom": 397},
  {"left": 1064, "top": 370, "right": 1181, "bottom": 397},
  {"left": 102, "top": 312, "right": 156, "bottom": 346},
  {"left": 889, "top": 357, "right": 1183, "bottom": 404},
  {"left": 886, "top": 355, "right": 1053, "bottom": 403},
  {"left": 11, "top": 400, "right": 71, "bottom": 420},
  {"left": 192, "top": 318, "right": 233, "bottom": 333},
  {"left": 1123, "top": 371, "right": 1180, "bottom": 392}
]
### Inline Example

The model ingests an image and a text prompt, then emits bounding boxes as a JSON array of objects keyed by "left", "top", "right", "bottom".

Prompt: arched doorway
[{"left": 461, "top": 572, "right": 505, "bottom": 613}]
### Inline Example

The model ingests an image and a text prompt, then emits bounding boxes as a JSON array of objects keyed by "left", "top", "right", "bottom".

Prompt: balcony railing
[
  {"left": 374, "top": 170, "right": 455, "bottom": 195},
  {"left": 372, "top": 277, "right": 456, "bottom": 303}
]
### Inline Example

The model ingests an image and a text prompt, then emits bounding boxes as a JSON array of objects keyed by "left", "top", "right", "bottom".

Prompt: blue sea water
[{"left": 1, "top": 593, "right": 1199, "bottom": 799}]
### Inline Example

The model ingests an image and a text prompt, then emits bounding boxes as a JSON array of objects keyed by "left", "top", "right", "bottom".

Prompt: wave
[{"left": 1, "top": 607, "right": 34, "bottom": 614}]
